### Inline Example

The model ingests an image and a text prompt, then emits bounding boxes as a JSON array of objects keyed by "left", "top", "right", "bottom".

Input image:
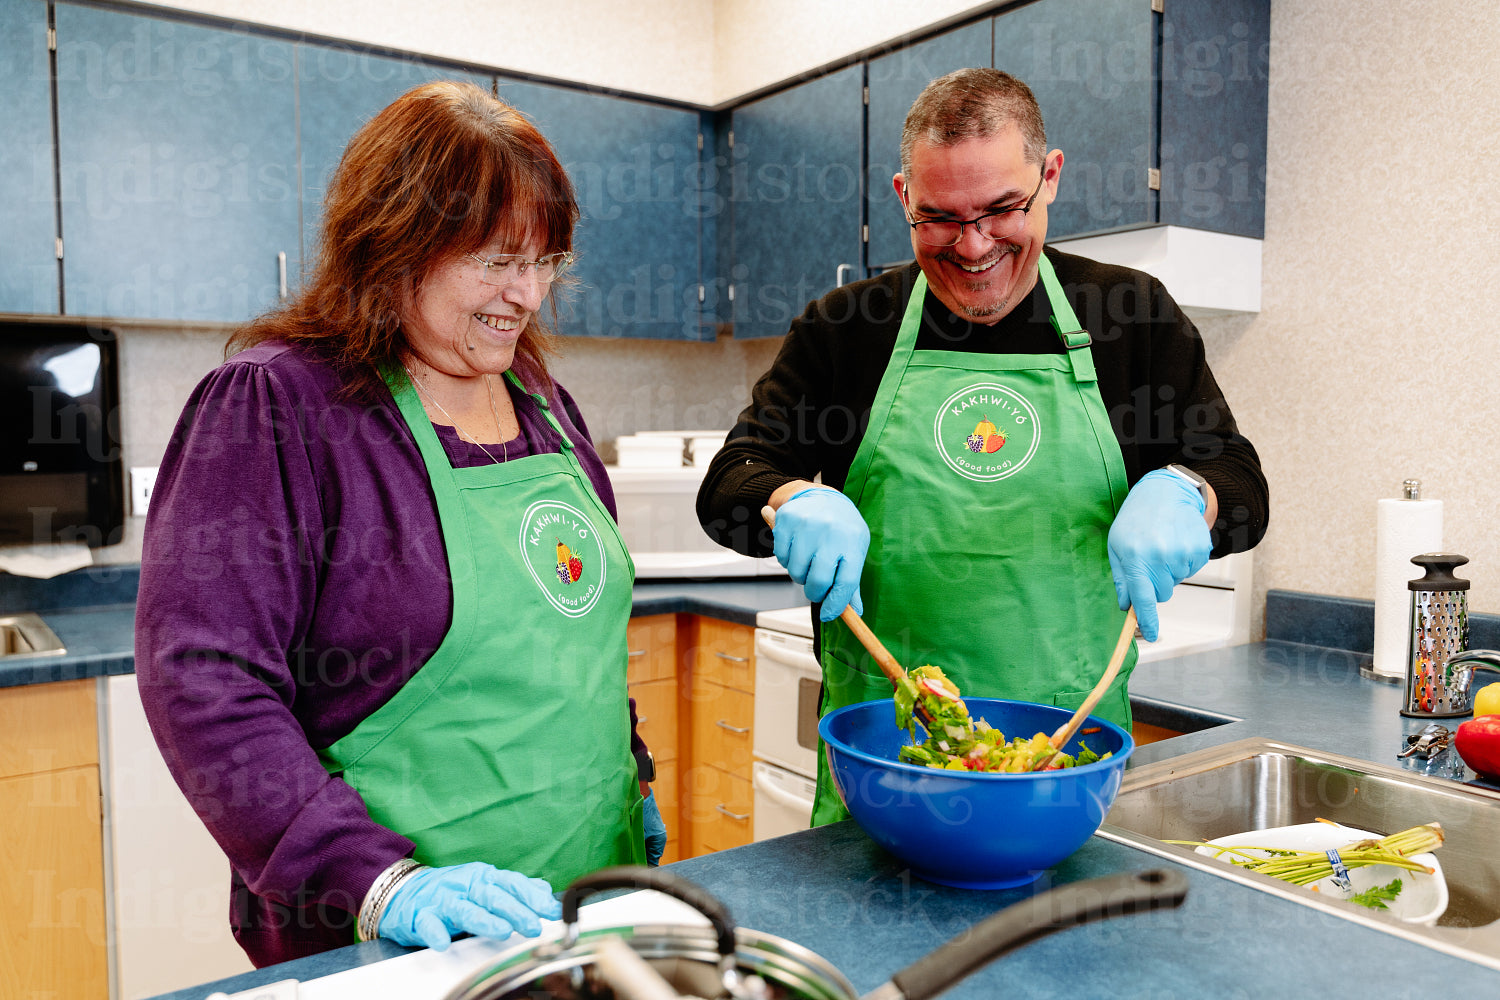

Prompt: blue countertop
[
  {"left": 6, "top": 570, "right": 1498, "bottom": 998},
  {"left": 0, "top": 577, "right": 808, "bottom": 689}
]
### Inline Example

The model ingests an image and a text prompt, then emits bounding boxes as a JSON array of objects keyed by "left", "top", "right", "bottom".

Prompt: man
[{"left": 697, "top": 68, "right": 1268, "bottom": 824}]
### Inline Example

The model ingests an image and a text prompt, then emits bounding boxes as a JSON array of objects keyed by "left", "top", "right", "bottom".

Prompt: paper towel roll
[{"left": 1372, "top": 497, "right": 1443, "bottom": 677}]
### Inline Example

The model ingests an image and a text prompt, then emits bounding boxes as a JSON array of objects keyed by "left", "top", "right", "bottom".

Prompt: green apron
[
  {"left": 812, "top": 256, "right": 1135, "bottom": 825},
  {"left": 319, "top": 369, "right": 644, "bottom": 887}
]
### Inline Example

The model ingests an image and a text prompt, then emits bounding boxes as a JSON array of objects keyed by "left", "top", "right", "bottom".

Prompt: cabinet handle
[
  {"left": 716, "top": 804, "right": 750, "bottom": 821},
  {"left": 716, "top": 719, "right": 749, "bottom": 734},
  {"left": 715, "top": 651, "right": 748, "bottom": 663},
  {"left": 637, "top": 715, "right": 649, "bottom": 725},
  {"left": 627, "top": 649, "right": 647, "bottom": 657},
  {"left": 277, "top": 252, "right": 288, "bottom": 300},
  {"left": 836, "top": 263, "right": 852, "bottom": 287}
]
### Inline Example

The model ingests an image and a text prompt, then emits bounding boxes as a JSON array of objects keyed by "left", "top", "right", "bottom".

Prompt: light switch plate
[{"left": 130, "top": 466, "right": 159, "bottom": 516}]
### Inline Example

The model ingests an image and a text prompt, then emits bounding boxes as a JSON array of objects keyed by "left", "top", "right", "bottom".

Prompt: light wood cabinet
[
  {"left": 683, "top": 617, "right": 756, "bottom": 858},
  {"left": 693, "top": 617, "right": 754, "bottom": 692},
  {"left": 688, "top": 675, "right": 753, "bottom": 777},
  {"left": 627, "top": 614, "right": 682, "bottom": 865},
  {"left": 0, "top": 680, "right": 108, "bottom": 999},
  {"left": 625, "top": 614, "right": 761, "bottom": 862},
  {"left": 683, "top": 765, "right": 753, "bottom": 855}
]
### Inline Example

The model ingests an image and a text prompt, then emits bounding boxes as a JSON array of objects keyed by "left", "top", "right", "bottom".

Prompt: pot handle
[
  {"left": 886, "top": 869, "right": 1188, "bottom": 1000},
  {"left": 560, "top": 865, "right": 738, "bottom": 959}
]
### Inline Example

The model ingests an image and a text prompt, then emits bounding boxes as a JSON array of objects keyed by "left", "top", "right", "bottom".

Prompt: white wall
[
  {"left": 1198, "top": 1, "right": 1500, "bottom": 623},
  {"left": 131, "top": 0, "right": 997, "bottom": 105},
  {"left": 138, "top": 0, "right": 717, "bottom": 103},
  {"left": 713, "top": 0, "right": 996, "bottom": 102}
]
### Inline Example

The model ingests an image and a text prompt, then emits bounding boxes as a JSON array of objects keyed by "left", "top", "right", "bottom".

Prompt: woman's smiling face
[
  {"left": 401, "top": 236, "right": 549, "bottom": 377},
  {"left": 895, "top": 124, "right": 1060, "bottom": 325}
]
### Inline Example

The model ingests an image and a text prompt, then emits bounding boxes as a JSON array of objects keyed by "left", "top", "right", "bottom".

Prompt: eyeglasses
[
  {"left": 466, "top": 251, "right": 574, "bottom": 285},
  {"left": 904, "top": 171, "right": 1046, "bottom": 247}
]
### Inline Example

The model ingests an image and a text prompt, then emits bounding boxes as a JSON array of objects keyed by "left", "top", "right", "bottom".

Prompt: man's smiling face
[{"left": 895, "top": 125, "right": 1060, "bottom": 325}]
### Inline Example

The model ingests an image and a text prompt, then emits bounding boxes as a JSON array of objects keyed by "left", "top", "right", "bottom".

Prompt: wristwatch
[
  {"left": 1162, "top": 463, "right": 1210, "bottom": 504},
  {"left": 634, "top": 747, "right": 656, "bottom": 783}
]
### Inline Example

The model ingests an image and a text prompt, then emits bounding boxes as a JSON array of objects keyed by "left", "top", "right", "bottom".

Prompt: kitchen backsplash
[{"left": 78, "top": 322, "right": 782, "bottom": 565}]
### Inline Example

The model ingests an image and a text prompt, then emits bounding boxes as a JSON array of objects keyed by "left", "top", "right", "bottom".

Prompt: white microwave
[{"left": 606, "top": 465, "right": 784, "bottom": 579}]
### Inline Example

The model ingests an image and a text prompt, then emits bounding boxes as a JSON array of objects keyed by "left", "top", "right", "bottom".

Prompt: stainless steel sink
[
  {"left": 0, "top": 613, "right": 66, "bottom": 658},
  {"left": 1100, "top": 738, "right": 1500, "bottom": 970}
]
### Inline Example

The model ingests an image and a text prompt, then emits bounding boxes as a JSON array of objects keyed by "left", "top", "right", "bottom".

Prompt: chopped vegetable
[
  {"left": 1348, "top": 878, "right": 1404, "bottom": 911},
  {"left": 1167, "top": 822, "right": 1444, "bottom": 901},
  {"left": 894, "top": 665, "right": 1110, "bottom": 773}
]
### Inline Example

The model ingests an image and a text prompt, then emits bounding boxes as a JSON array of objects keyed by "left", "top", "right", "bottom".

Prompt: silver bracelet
[{"left": 357, "top": 857, "right": 425, "bottom": 942}]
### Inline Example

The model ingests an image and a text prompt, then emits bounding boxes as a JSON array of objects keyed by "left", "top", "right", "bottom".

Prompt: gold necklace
[{"left": 405, "top": 365, "right": 509, "bottom": 465}]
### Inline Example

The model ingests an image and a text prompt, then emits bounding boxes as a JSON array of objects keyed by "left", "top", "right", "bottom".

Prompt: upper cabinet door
[
  {"left": 866, "top": 21, "right": 993, "bottom": 273},
  {"left": 298, "top": 48, "right": 491, "bottom": 294},
  {"left": 731, "top": 65, "right": 864, "bottom": 340},
  {"left": 1159, "top": 0, "right": 1269, "bottom": 238},
  {"left": 994, "top": 0, "right": 1155, "bottom": 240},
  {"left": 499, "top": 81, "right": 705, "bottom": 341},
  {"left": 54, "top": 4, "right": 298, "bottom": 323},
  {"left": 0, "top": 0, "right": 59, "bottom": 314}
]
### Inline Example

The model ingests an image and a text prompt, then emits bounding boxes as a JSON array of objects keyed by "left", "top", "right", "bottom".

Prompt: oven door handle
[{"left": 752, "top": 765, "right": 815, "bottom": 810}]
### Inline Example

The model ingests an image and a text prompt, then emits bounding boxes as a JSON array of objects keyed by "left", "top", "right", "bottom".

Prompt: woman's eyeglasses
[{"left": 467, "top": 251, "right": 574, "bottom": 285}]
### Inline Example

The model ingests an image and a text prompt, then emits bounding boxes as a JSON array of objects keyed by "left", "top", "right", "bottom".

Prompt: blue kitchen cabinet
[
  {"left": 297, "top": 44, "right": 491, "bottom": 293},
  {"left": 1159, "top": 0, "right": 1269, "bottom": 238},
  {"left": 730, "top": 65, "right": 864, "bottom": 340},
  {"left": 994, "top": 0, "right": 1268, "bottom": 240},
  {"left": 497, "top": 80, "right": 706, "bottom": 341},
  {"left": 0, "top": 0, "right": 60, "bottom": 314},
  {"left": 54, "top": 3, "right": 299, "bottom": 322},
  {"left": 866, "top": 20, "right": 994, "bottom": 273},
  {"left": 696, "top": 111, "right": 735, "bottom": 335},
  {"left": 994, "top": 0, "right": 1156, "bottom": 239}
]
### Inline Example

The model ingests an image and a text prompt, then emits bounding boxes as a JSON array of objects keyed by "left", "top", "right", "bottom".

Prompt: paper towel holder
[{"left": 1359, "top": 477, "right": 1442, "bottom": 685}]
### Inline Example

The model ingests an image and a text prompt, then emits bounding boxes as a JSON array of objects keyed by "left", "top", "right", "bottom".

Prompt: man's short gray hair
[{"left": 900, "top": 68, "right": 1047, "bottom": 178}]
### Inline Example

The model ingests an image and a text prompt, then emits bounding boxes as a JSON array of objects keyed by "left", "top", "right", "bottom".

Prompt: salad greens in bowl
[{"left": 820, "top": 689, "right": 1133, "bottom": 889}]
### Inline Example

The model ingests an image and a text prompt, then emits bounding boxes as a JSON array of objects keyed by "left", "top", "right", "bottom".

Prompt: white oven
[{"left": 752, "top": 607, "right": 820, "bottom": 840}]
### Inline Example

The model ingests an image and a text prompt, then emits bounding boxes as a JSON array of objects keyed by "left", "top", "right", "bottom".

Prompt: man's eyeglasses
[
  {"left": 904, "top": 171, "right": 1046, "bottom": 247},
  {"left": 467, "top": 251, "right": 574, "bottom": 285}
]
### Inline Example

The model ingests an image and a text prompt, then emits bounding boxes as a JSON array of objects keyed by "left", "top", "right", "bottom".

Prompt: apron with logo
[
  {"left": 812, "top": 257, "right": 1135, "bottom": 825},
  {"left": 319, "top": 369, "right": 644, "bottom": 888}
]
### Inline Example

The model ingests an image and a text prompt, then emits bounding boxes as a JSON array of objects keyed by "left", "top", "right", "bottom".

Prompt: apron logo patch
[
  {"left": 933, "top": 383, "right": 1040, "bottom": 482},
  {"left": 520, "top": 501, "right": 607, "bottom": 617}
]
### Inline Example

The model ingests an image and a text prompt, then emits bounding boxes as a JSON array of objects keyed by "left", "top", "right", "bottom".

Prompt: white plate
[{"left": 1196, "top": 822, "right": 1448, "bottom": 925}]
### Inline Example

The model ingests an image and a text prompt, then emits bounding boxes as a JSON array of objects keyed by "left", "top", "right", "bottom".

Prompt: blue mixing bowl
[{"left": 819, "top": 698, "right": 1133, "bottom": 889}]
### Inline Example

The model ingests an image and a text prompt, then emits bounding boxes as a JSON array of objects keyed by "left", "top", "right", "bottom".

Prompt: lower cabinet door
[
  {"left": 0, "top": 766, "right": 108, "bottom": 999},
  {"left": 684, "top": 765, "right": 753, "bottom": 857}
]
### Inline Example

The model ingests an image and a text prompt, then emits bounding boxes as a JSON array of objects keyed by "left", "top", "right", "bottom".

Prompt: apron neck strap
[
  {"left": 503, "top": 369, "right": 573, "bottom": 451},
  {"left": 1036, "top": 253, "right": 1097, "bottom": 384},
  {"left": 379, "top": 364, "right": 577, "bottom": 456}
]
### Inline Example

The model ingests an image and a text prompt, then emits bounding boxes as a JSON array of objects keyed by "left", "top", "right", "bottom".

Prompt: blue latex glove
[
  {"left": 1106, "top": 469, "right": 1213, "bottom": 643},
  {"left": 643, "top": 791, "right": 667, "bottom": 866},
  {"left": 378, "top": 862, "right": 562, "bottom": 952},
  {"left": 771, "top": 487, "right": 869, "bottom": 622}
]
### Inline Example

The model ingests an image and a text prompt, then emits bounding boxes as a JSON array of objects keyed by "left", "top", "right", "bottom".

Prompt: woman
[{"left": 135, "top": 80, "right": 663, "bottom": 967}]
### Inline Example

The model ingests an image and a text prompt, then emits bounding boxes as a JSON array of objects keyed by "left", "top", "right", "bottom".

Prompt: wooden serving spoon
[
  {"left": 1032, "top": 607, "right": 1138, "bottom": 771},
  {"left": 760, "top": 505, "right": 938, "bottom": 731}
]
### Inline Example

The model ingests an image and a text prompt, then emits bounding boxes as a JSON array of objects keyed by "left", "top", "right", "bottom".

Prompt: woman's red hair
[{"left": 229, "top": 80, "right": 578, "bottom": 398}]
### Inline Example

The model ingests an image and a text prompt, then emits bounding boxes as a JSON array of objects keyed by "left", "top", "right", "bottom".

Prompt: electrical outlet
[{"left": 130, "top": 466, "right": 159, "bottom": 516}]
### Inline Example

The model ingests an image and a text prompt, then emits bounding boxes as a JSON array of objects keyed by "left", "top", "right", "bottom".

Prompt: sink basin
[
  {"left": 0, "top": 613, "right": 66, "bottom": 658},
  {"left": 1100, "top": 738, "right": 1500, "bottom": 970}
]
